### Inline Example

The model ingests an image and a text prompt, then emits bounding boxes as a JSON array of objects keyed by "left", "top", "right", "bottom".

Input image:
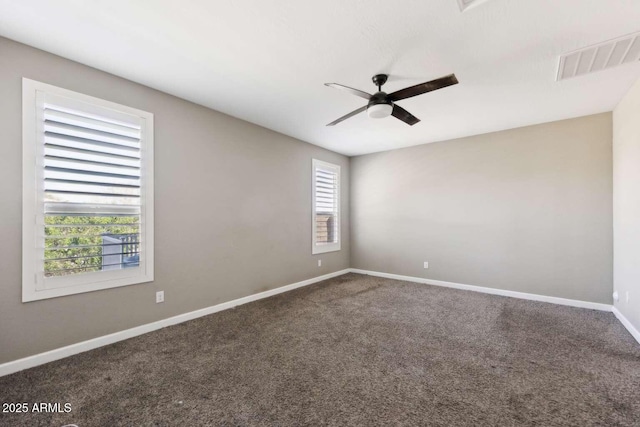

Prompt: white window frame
[
  {"left": 22, "top": 78, "right": 154, "bottom": 302},
  {"left": 312, "top": 159, "right": 341, "bottom": 254}
]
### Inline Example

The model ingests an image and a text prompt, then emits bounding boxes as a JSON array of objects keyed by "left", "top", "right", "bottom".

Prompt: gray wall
[
  {"left": 613, "top": 77, "right": 640, "bottom": 331},
  {"left": 0, "top": 37, "right": 350, "bottom": 364},
  {"left": 351, "top": 114, "right": 613, "bottom": 304}
]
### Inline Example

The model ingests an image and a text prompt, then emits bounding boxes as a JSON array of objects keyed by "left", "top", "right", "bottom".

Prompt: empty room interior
[{"left": 1, "top": 1, "right": 640, "bottom": 425}]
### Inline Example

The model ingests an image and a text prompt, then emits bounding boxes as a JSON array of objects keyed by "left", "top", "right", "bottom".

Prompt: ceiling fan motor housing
[{"left": 367, "top": 92, "right": 393, "bottom": 118}]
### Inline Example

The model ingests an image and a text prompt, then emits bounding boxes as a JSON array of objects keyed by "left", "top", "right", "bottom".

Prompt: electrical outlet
[
  {"left": 318, "top": 259, "right": 322, "bottom": 267},
  {"left": 424, "top": 261, "right": 429, "bottom": 269},
  {"left": 156, "top": 291, "right": 164, "bottom": 304}
]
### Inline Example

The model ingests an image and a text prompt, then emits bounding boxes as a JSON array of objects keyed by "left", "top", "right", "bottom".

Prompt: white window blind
[
  {"left": 312, "top": 159, "right": 340, "bottom": 254},
  {"left": 23, "top": 79, "right": 154, "bottom": 302}
]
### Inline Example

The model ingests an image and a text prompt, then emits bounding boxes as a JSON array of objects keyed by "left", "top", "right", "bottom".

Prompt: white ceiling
[{"left": 1, "top": 0, "right": 640, "bottom": 156}]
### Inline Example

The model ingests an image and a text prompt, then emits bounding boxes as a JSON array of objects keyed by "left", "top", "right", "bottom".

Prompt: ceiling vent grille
[
  {"left": 457, "top": 0, "right": 490, "bottom": 12},
  {"left": 557, "top": 32, "right": 640, "bottom": 81}
]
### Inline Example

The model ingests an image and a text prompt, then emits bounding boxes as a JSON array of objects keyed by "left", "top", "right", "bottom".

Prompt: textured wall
[
  {"left": 0, "top": 37, "right": 349, "bottom": 364},
  {"left": 351, "top": 114, "right": 613, "bottom": 303},
  {"left": 613, "top": 77, "right": 640, "bottom": 332}
]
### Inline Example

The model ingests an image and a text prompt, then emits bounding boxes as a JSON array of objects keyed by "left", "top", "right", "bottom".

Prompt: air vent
[
  {"left": 557, "top": 32, "right": 640, "bottom": 81},
  {"left": 457, "top": 0, "right": 490, "bottom": 12}
]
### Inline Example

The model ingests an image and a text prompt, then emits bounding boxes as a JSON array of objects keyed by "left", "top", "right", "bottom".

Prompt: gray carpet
[{"left": 1, "top": 273, "right": 639, "bottom": 426}]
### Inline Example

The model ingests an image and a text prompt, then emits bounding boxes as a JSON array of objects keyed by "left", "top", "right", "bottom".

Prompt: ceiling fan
[{"left": 324, "top": 73, "right": 458, "bottom": 126}]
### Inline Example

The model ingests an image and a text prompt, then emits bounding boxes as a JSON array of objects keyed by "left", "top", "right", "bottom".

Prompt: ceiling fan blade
[
  {"left": 326, "top": 105, "right": 367, "bottom": 126},
  {"left": 388, "top": 74, "right": 458, "bottom": 102},
  {"left": 325, "top": 83, "right": 372, "bottom": 100},
  {"left": 392, "top": 105, "right": 420, "bottom": 126}
]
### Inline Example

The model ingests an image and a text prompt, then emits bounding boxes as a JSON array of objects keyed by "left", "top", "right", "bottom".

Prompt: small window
[
  {"left": 22, "top": 79, "right": 154, "bottom": 302},
  {"left": 312, "top": 159, "right": 340, "bottom": 254}
]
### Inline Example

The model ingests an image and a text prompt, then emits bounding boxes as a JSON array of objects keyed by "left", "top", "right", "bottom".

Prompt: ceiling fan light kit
[
  {"left": 367, "top": 103, "right": 393, "bottom": 119},
  {"left": 325, "top": 73, "right": 459, "bottom": 126}
]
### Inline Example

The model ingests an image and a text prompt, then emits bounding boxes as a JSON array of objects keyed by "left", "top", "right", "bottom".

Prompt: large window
[
  {"left": 22, "top": 79, "right": 154, "bottom": 302},
  {"left": 312, "top": 159, "right": 340, "bottom": 254}
]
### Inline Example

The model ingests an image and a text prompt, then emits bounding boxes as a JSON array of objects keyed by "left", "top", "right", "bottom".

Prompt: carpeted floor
[{"left": 1, "top": 273, "right": 639, "bottom": 426}]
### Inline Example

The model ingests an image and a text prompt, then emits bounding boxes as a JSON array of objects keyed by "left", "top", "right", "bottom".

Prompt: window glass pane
[
  {"left": 44, "top": 215, "right": 140, "bottom": 276},
  {"left": 41, "top": 96, "right": 143, "bottom": 278},
  {"left": 313, "top": 160, "right": 340, "bottom": 250}
]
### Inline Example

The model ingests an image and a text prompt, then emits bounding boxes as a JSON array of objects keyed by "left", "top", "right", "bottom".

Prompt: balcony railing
[{"left": 101, "top": 233, "right": 140, "bottom": 270}]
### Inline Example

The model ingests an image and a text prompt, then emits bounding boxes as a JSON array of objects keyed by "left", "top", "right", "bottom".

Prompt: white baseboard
[
  {"left": 0, "top": 269, "right": 351, "bottom": 378},
  {"left": 612, "top": 306, "right": 640, "bottom": 344},
  {"left": 349, "top": 269, "right": 613, "bottom": 312}
]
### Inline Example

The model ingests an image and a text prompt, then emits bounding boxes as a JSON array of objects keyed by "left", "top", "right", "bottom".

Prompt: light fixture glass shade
[{"left": 367, "top": 103, "right": 393, "bottom": 119}]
